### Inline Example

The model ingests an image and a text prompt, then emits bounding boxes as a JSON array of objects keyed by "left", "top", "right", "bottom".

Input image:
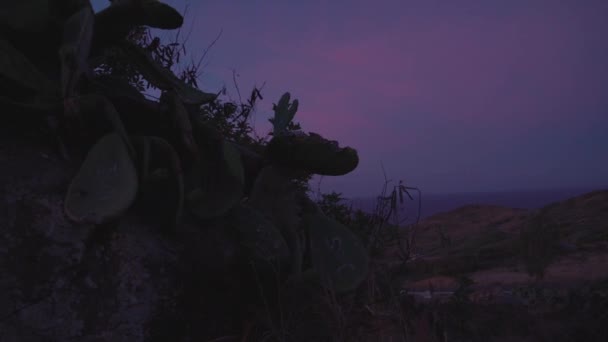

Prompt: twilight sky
[{"left": 92, "top": 0, "right": 608, "bottom": 197}]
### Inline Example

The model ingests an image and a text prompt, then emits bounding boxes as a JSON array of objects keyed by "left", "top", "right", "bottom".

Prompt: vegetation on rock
[{"left": 1, "top": 2, "right": 372, "bottom": 339}]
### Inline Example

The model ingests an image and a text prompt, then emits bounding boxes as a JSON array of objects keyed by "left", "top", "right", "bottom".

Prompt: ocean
[{"left": 344, "top": 186, "right": 606, "bottom": 222}]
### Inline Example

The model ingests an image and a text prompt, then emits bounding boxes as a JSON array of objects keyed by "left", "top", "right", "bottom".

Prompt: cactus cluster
[
  {"left": 269, "top": 92, "right": 299, "bottom": 136},
  {"left": 1, "top": 0, "right": 368, "bottom": 294}
]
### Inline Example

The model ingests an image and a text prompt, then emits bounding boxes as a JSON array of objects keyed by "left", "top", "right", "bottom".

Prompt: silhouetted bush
[{"left": 520, "top": 209, "right": 562, "bottom": 278}]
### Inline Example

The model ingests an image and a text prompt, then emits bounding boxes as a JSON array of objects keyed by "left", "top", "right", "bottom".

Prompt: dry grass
[{"left": 236, "top": 189, "right": 608, "bottom": 341}]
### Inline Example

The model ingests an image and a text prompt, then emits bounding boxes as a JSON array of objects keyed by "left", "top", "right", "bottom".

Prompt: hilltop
[
  {"left": 394, "top": 190, "right": 608, "bottom": 288},
  {"left": 358, "top": 190, "right": 608, "bottom": 341}
]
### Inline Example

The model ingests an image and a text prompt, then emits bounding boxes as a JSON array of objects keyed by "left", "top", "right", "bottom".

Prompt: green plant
[
  {"left": 317, "top": 191, "right": 353, "bottom": 226},
  {"left": 2, "top": 2, "right": 372, "bottom": 340},
  {"left": 360, "top": 164, "right": 422, "bottom": 262},
  {"left": 305, "top": 204, "right": 370, "bottom": 293},
  {"left": 64, "top": 132, "right": 138, "bottom": 224},
  {"left": 269, "top": 92, "right": 299, "bottom": 137}
]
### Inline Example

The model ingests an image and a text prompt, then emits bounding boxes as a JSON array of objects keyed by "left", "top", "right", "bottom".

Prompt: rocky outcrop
[{"left": 0, "top": 132, "right": 249, "bottom": 341}]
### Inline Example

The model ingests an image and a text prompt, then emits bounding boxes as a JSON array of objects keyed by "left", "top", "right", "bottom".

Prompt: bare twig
[
  {"left": 232, "top": 69, "right": 243, "bottom": 105},
  {"left": 316, "top": 176, "right": 324, "bottom": 202},
  {"left": 195, "top": 29, "right": 223, "bottom": 77}
]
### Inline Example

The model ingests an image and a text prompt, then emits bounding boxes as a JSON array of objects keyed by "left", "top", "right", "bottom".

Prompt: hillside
[
  {"left": 375, "top": 190, "right": 608, "bottom": 289},
  {"left": 358, "top": 190, "right": 608, "bottom": 341}
]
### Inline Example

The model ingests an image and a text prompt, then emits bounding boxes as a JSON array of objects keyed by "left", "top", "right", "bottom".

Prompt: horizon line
[{"left": 336, "top": 184, "right": 608, "bottom": 200}]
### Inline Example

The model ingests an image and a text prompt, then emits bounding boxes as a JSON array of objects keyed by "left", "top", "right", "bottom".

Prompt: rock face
[{"left": 0, "top": 131, "right": 247, "bottom": 341}]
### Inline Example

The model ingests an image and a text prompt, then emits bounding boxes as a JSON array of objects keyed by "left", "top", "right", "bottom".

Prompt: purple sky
[{"left": 92, "top": 0, "right": 608, "bottom": 197}]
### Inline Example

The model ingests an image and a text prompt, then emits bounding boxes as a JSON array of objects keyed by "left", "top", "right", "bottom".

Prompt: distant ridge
[{"left": 347, "top": 187, "right": 607, "bottom": 223}]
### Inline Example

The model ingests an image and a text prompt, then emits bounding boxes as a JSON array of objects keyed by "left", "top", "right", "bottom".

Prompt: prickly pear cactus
[
  {"left": 121, "top": 41, "right": 217, "bottom": 105},
  {"left": 92, "top": 0, "right": 184, "bottom": 57},
  {"left": 186, "top": 140, "right": 245, "bottom": 220},
  {"left": 267, "top": 131, "right": 359, "bottom": 176},
  {"left": 229, "top": 203, "right": 290, "bottom": 265},
  {"left": 0, "top": 0, "right": 52, "bottom": 33},
  {"left": 304, "top": 208, "right": 369, "bottom": 293},
  {"left": 64, "top": 132, "right": 139, "bottom": 224},
  {"left": 59, "top": 4, "right": 94, "bottom": 98},
  {"left": 1, "top": 0, "right": 372, "bottom": 335},
  {"left": 0, "top": 38, "right": 55, "bottom": 95},
  {"left": 135, "top": 136, "right": 185, "bottom": 228},
  {"left": 223, "top": 140, "right": 245, "bottom": 186},
  {"left": 98, "top": 0, "right": 184, "bottom": 30},
  {"left": 269, "top": 92, "right": 299, "bottom": 136},
  {"left": 247, "top": 165, "right": 304, "bottom": 275}
]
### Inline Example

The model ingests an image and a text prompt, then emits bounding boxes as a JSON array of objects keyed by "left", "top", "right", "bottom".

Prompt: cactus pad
[
  {"left": 305, "top": 210, "right": 369, "bottom": 292},
  {"left": 64, "top": 132, "right": 139, "bottom": 224},
  {"left": 59, "top": 5, "right": 94, "bottom": 98},
  {"left": 137, "top": 136, "right": 185, "bottom": 229},
  {"left": 186, "top": 141, "right": 245, "bottom": 220},
  {"left": 99, "top": 0, "right": 183, "bottom": 30},
  {"left": 247, "top": 166, "right": 304, "bottom": 275},
  {"left": 0, "top": 1, "right": 51, "bottom": 33},
  {"left": 229, "top": 204, "right": 290, "bottom": 265},
  {"left": 223, "top": 140, "right": 245, "bottom": 186},
  {"left": 121, "top": 42, "right": 217, "bottom": 105},
  {"left": 269, "top": 92, "right": 299, "bottom": 136},
  {"left": 267, "top": 132, "right": 359, "bottom": 176},
  {"left": 0, "top": 38, "right": 54, "bottom": 94}
]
